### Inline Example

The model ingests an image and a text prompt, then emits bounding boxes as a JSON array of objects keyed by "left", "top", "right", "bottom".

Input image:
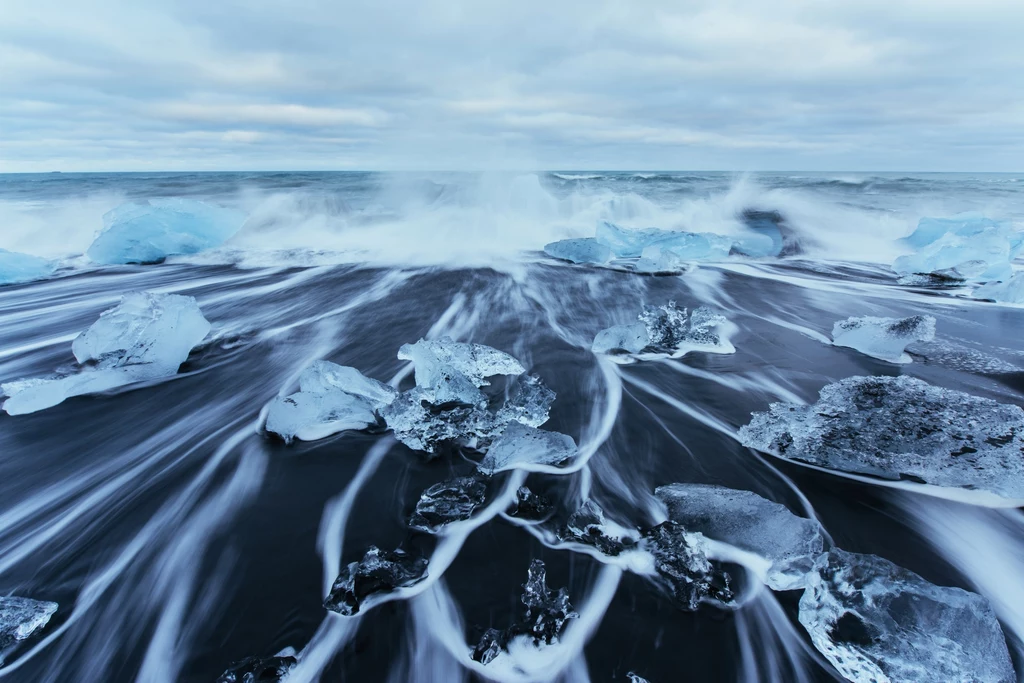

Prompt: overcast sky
[{"left": 2, "top": 0, "right": 1023, "bottom": 172}]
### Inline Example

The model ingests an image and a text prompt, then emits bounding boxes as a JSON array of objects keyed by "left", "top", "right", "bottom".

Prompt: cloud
[{"left": 0, "top": 0, "right": 1022, "bottom": 171}]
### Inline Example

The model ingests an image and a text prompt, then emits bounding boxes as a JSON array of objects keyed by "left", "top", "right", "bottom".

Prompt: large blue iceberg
[
  {"left": 87, "top": 199, "right": 246, "bottom": 265},
  {"left": 0, "top": 250, "right": 55, "bottom": 285},
  {"left": 894, "top": 213, "right": 1024, "bottom": 283}
]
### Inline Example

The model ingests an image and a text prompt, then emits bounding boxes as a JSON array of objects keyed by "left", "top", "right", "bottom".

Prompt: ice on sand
[
  {"left": 0, "top": 250, "right": 55, "bottom": 285},
  {"left": 656, "top": 483, "right": 824, "bottom": 590},
  {"left": 902, "top": 213, "right": 1009, "bottom": 249},
  {"left": 88, "top": 199, "right": 246, "bottom": 264},
  {"left": 560, "top": 500, "right": 641, "bottom": 557},
  {"left": 2, "top": 292, "right": 210, "bottom": 415},
  {"left": 216, "top": 650, "right": 296, "bottom": 683},
  {"left": 831, "top": 315, "right": 936, "bottom": 363},
  {"left": 323, "top": 546, "right": 428, "bottom": 616},
  {"left": 596, "top": 221, "right": 732, "bottom": 260},
  {"left": 739, "top": 375, "right": 1024, "bottom": 500},
  {"left": 0, "top": 596, "right": 58, "bottom": 664},
  {"left": 973, "top": 272, "right": 1024, "bottom": 304},
  {"left": 543, "top": 238, "right": 613, "bottom": 265},
  {"left": 641, "top": 521, "right": 733, "bottom": 611},
  {"left": 893, "top": 213, "right": 1024, "bottom": 283},
  {"left": 397, "top": 337, "right": 525, "bottom": 407},
  {"left": 408, "top": 476, "right": 488, "bottom": 532},
  {"left": 479, "top": 422, "right": 577, "bottom": 473},
  {"left": 265, "top": 361, "right": 396, "bottom": 443},
  {"left": 799, "top": 549, "right": 1014, "bottom": 683},
  {"left": 634, "top": 245, "right": 690, "bottom": 275},
  {"left": 592, "top": 303, "right": 734, "bottom": 356}
]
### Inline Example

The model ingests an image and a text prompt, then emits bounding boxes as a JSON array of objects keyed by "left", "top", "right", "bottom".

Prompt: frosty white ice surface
[
  {"left": 324, "top": 546, "right": 428, "bottom": 616},
  {"left": 902, "top": 212, "right": 1007, "bottom": 249},
  {"left": 0, "top": 596, "right": 58, "bottom": 664},
  {"left": 739, "top": 375, "right": 1024, "bottom": 500},
  {"left": 478, "top": 422, "right": 577, "bottom": 473},
  {"left": 641, "top": 522, "right": 733, "bottom": 610},
  {"left": 408, "top": 476, "right": 487, "bottom": 532},
  {"left": 634, "top": 245, "right": 689, "bottom": 274},
  {"left": 87, "top": 199, "right": 246, "bottom": 265},
  {"left": 974, "top": 272, "right": 1024, "bottom": 303},
  {"left": 799, "top": 549, "right": 1015, "bottom": 683},
  {"left": 656, "top": 483, "right": 824, "bottom": 590},
  {"left": 397, "top": 337, "right": 525, "bottom": 407},
  {"left": 2, "top": 292, "right": 211, "bottom": 415},
  {"left": 831, "top": 315, "right": 936, "bottom": 364},
  {"left": 592, "top": 303, "right": 732, "bottom": 356},
  {"left": 0, "top": 250, "right": 55, "bottom": 285},
  {"left": 592, "top": 322, "right": 650, "bottom": 354},
  {"left": 265, "top": 361, "right": 396, "bottom": 443},
  {"left": 543, "top": 238, "right": 613, "bottom": 265}
]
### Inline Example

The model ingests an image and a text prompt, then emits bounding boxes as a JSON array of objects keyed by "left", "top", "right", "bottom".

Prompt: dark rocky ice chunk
[
  {"left": 593, "top": 303, "right": 734, "bottom": 357},
  {"left": 0, "top": 596, "right": 58, "bottom": 664},
  {"left": 506, "top": 486, "right": 555, "bottom": 522},
  {"left": 216, "top": 650, "right": 297, "bottom": 683},
  {"left": 656, "top": 483, "right": 824, "bottom": 591},
  {"left": 831, "top": 315, "right": 935, "bottom": 364},
  {"left": 409, "top": 476, "right": 487, "bottom": 532},
  {"left": 641, "top": 522, "right": 733, "bottom": 611},
  {"left": 739, "top": 375, "right": 1024, "bottom": 500},
  {"left": 324, "top": 546, "right": 428, "bottom": 616},
  {"left": 799, "top": 549, "right": 1015, "bottom": 683},
  {"left": 560, "top": 500, "right": 639, "bottom": 556}
]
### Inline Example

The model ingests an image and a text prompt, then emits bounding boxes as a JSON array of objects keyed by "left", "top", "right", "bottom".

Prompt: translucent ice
[
  {"left": 561, "top": 500, "right": 640, "bottom": 556},
  {"left": 543, "top": 238, "right": 613, "bottom": 265},
  {"left": 592, "top": 322, "right": 650, "bottom": 354},
  {"left": 216, "top": 650, "right": 297, "bottom": 683},
  {"left": 324, "top": 546, "right": 428, "bottom": 616},
  {"left": 641, "top": 521, "right": 733, "bottom": 611},
  {"left": 656, "top": 483, "right": 824, "bottom": 590},
  {"left": 397, "top": 337, "right": 525, "bottom": 407},
  {"left": 0, "top": 596, "right": 58, "bottom": 664},
  {"left": 799, "top": 549, "right": 1014, "bottom": 683},
  {"left": 596, "top": 221, "right": 733, "bottom": 261},
  {"left": 2, "top": 292, "right": 210, "bottom": 415},
  {"left": 87, "top": 198, "right": 246, "bottom": 265},
  {"left": 634, "top": 245, "right": 690, "bottom": 275},
  {"left": 593, "top": 303, "right": 733, "bottom": 357},
  {"left": 408, "top": 476, "right": 487, "bottom": 532},
  {"left": 265, "top": 361, "right": 395, "bottom": 443},
  {"left": 902, "top": 213, "right": 1007, "bottom": 249},
  {"left": 478, "top": 422, "right": 577, "bottom": 473},
  {"left": 0, "top": 249, "right": 55, "bottom": 285},
  {"left": 893, "top": 216, "right": 1024, "bottom": 283},
  {"left": 739, "top": 375, "right": 1024, "bottom": 500},
  {"left": 831, "top": 315, "right": 936, "bottom": 364},
  {"left": 506, "top": 486, "right": 554, "bottom": 522},
  {"left": 974, "top": 272, "right": 1024, "bottom": 303},
  {"left": 596, "top": 221, "right": 678, "bottom": 258}
]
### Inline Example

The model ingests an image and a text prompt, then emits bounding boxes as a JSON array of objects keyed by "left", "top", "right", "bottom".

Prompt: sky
[{"left": 1, "top": 0, "right": 1023, "bottom": 172}]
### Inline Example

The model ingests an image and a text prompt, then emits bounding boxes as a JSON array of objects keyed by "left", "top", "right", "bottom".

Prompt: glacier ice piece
[
  {"left": 634, "top": 245, "right": 690, "bottom": 274},
  {"left": 408, "top": 476, "right": 487, "bottom": 532},
  {"left": 216, "top": 650, "right": 297, "bottom": 683},
  {"left": 831, "top": 315, "right": 936, "bottom": 364},
  {"left": 627, "top": 674, "right": 651, "bottom": 683},
  {"left": 506, "top": 486, "right": 554, "bottom": 521},
  {"left": 738, "top": 375, "right": 1024, "bottom": 500},
  {"left": 596, "top": 221, "right": 735, "bottom": 261},
  {"left": 87, "top": 198, "right": 246, "bottom": 265},
  {"left": 0, "top": 596, "right": 58, "bottom": 664},
  {"left": 974, "top": 272, "right": 1024, "bottom": 303},
  {"left": 641, "top": 521, "right": 733, "bottom": 611},
  {"left": 592, "top": 322, "right": 650, "bottom": 355},
  {"left": 324, "top": 546, "right": 428, "bottom": 616},
  {"left": 656, "top": 483, "right": 824, "bottom": 590},
  {"left": 397, "top": 337, "right": 525, "bottom": 407},
  {"left": 2, "top": 292, "right": 211, "bottom": 415},
  {"left": 729, "top": 232, "right": 778, "bottom": 258},
  {"left": 596, "top": 221, "right": 678, "bottom": 258},
  {"left": 902, "top": 213, "right": 1006, "bottom": 249},
  {"left": 472, "top": 559, "right": 577, "bottom": 665},
  {"left": 495, "top": 374, "right": 556, "bottom": 427},
  {"left": 592, "top": 303, "right": 733, "bottom": 357},
  {"left": 543, "top": 238, "right": 613, "bottom": 264},
  {"left": 0, "top": 249, "right": 55, "bottom": 285},
  {"left": 893, "top": 219, "right": 1024, "bottom": 283},
  {"left": 478, "top": 422, "right": 577, "bottom": 473},
  {"left": 560, "top": 500, "right": 640, "bottom": 556},
  {"left": 799, "top": 549, "right": 1014, "bottom": 683},
  {"left": 265, "top": 361, "right": 395, "bottom": 443}
]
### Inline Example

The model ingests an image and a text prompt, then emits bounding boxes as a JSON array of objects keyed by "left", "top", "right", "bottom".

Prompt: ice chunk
[
  {"left": 627, "top": 674, "right": 651, "bottom": 683},
  {"left": 596, "top": 221, "right": 678, "bottom": 258},
  {"left": 472, "top": 559, "right": 577, "bottom": 665},
  {"left": 893, "top": 222, "right": 1024, "bottom": 283},
  {"left": 974, "top": 272, "right": 1024, "bottom": 304},
  {"left": 495, "top": 374, "right": 556, "bottom": 427},
  {"left": 592, "top": 322, "right": 650, "bottom": 354},
  {"left": 506, "top": 486, "right": 554, "bottom": 522},
  {"left": 478, "top": 422, "right": 577, "bottom": 473},
  {"left": 543, "top": 238, "right": 613, "bottom": 265},
  {"left": 87, "top": 199, "right": 246, "bottom": 265},
  {"left": 902, "top": 213, "right": 1006, "bottom": 249},
  {"left": 596, "top": 221, "right": 735, "bottom": 261},
  {"left": 656, "top": 483, "right": 824, "bottom": 590},
  {"left": 409, "top": 476, "right": 487, "bottom": 532},
  {"left": 739, "top": 375, "right": 1024, "bottom": 500},
  {"left": 560, "top": 500, "right": 640, "bottom": 556},
  {"left": 799, "top": 549, "right": 1014, "bottom": 683},
  {"left": 831, "top": 315, "right": 936, "bottom": 363},
  {"left": 265, "top": 361, "right": 394, "bottom": 443},
  {"left": 2, "top": 292, "right": 210, "bottom": 415},
  {"left": 634, "top": 245, "right": 689, "bottom": 274},
  {"left": 592, "top": 303, "right": 733, "bottom": 357},
  {"left": 398, "top": 337, "right": 525, "bottom": 407},
  {"left": 216, "top": 650, "right": 297, "bottom": 683},
  {"left": 730, "top": 232, "right": 778, "bottom": 258},
  {"left": 0, "top": 250, "right": 55, "bottom": 285},
  {"left": 0, "top": 596, "right": 58, "bottom": 664},
  {"left": 641, "top": 522, "right": 733, "bottom": 611},
  {"left": 324, "top": 546, "right": 428, "bottom": 616}
]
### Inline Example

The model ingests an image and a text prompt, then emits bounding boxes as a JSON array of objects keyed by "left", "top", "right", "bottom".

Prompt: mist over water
[{"left": 1, "top": 171, "right": 1023, "bottom": 682}]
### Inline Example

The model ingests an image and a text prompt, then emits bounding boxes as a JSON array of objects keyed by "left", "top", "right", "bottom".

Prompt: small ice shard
[
  {"left": 87, "top": 198, "right": 246, "bottom": 265},
  {"left": 265, "top": 361, "right": 394, "bottom": 443},
  {"left": 592, "top": 303, "right": 732, "bottom": 357},
  {"left": 634, "top": 245, "right": 689, "bottom": 274},
  {"left": 831, "top": 315, "right": 936, "bottom": 364},
  {"left": 478, "top": 422, "right": 577, "bottom": 473},
  {"left": 560, "top": 500, "right": 640, "bottom": 556},
  {"left": 398, "top": 337, "right": 525, "bottom": 407},
  {"left": 641, "top": 521, "right": 733, "bottom": 611},
  {"left": 216, "top": 649, "right": 297, "bottom": 683},
  {"left": 0, "top": 596, "right": 58, "bottom": 664},
  {"left": 902, "top": 213, "right": 1006, "bottom": 249},
  {"left": 627, "top": 674, "right": 651, "bottom": 683},
  {"left": 506, "top": 486, "right": 554, "bottom": 521},
  {"left": 739, "top": 375, "right": 1024, "bottom": 500},
  {"left": 543, "top": 238, "right": 613, "bottom": 265},
  {"left": 409, "top": 476, "right": 487, "bottom": 532},
  {"left": 592, "top": 322, "right": 650, "bottom": 355},
  {"left": 2, "top": 292, "right": 210, "bottom": 415},
  {"left": 324, "top": 546, "right": 428, "bottom": 616},
  {"left": 471, "top": 559, "right": 578, "bottom": 665},
  {"left": 799, "top": 549, "right": 1015, "bottom": 683},
  {"left": 0, "top": 249, "right": 55, "bottom": 285},
  {"left": 974, "top": 272, "right": 1024, "bottom": 303},
  {"left": 656, "top": 484, "right": 824, "bottom": 591}
]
